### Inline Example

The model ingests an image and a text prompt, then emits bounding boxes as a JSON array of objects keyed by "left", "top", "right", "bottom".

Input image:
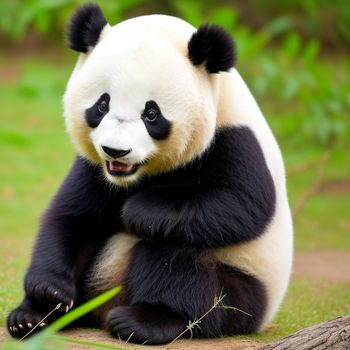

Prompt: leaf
[
  {"left": 302, "top": 39, "right": 320, "bottom": 65},
  {"left": 172, "top": 0, "right": 203, "bottom": 27},
  {"left": 210, "top": 7, "right": 237, "bottom": 29},
  {"left": 267, "top": 16, "right": 293, "bottom": 37},
  {"left": 283, "top": 32, "right": 302, "bottom": 58}
]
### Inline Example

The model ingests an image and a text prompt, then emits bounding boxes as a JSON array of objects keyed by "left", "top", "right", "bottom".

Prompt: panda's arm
[
  {"left": 24, "top": 156, "right": 123, "bottom": 307},
  {"left": 122, "top": 126, "right": 276, "bottom": 248}
]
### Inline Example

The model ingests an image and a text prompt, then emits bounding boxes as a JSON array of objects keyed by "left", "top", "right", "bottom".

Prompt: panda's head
[{"left": 64, "top": 4, "right": 236, "bottom": 187}]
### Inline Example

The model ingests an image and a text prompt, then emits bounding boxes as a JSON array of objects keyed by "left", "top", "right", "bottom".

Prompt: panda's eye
[
  {"left": 145, "top": 109, "right": 158, "bottom": 122},
  {"left": 98, "top": 100, "right": 109, "bottom": 114}
]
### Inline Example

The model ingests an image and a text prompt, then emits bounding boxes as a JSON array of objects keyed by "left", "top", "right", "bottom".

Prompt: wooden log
[{"left": 259, "top": 315, "right": 350, "bottom": 350}]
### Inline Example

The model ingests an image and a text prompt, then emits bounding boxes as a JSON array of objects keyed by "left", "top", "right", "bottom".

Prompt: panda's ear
[
  {"left": 188, "top": 24, "right": 236, "bottom": 73},
  {"left": 67, "top": 4, "right": 108, "bottom": 53}
]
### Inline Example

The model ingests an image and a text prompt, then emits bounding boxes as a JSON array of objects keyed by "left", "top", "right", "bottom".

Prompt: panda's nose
[{"left": 102, "top": 146, "right": 131, "bottom": 159}]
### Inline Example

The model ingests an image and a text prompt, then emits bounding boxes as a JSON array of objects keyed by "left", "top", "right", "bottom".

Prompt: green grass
[
  {"left": 254, "top": 279, "right": 350, "bottom": 342},
  {"left": 0, "top": 58, "right": 74, "bottom": 238},
  {"left": 0, "top": 55, "right": 349, "bottom": 346},
  {"left": 0, "top": 237, "right": 30, "bottom": 324}
]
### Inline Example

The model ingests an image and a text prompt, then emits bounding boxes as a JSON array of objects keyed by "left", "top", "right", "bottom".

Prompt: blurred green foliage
[
  {"left": 2, "top": 0, "right": 350, "bottom": 47},
  {"left": 1, "top": 0, "right": 349, "bottom": 151},
  {"left": 0, "top": 0, "right": 145, "bottom": 40}
]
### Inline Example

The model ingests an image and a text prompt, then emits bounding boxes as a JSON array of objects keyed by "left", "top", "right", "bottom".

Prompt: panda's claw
[{"left": 7, "top": 302, "right": 55, "bottom": 339}]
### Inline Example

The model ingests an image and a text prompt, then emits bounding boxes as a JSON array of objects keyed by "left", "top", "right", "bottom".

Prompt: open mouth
[{"left": 106, "top": 160, "right": 139, "bottom": 176}]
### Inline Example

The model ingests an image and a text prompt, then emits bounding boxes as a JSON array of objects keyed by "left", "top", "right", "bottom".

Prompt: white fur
[
  {"left": 65, "top": 14, "right": 293, "bottom": 330},
  {"left": 88, "top": 233, "right": 139, "bottom": 292},
  {"left": 213, "top": 70, "right": 293, "bottom": 329},
  {"left": 64, "top": 15, "right": 216, "bottom": 185}
]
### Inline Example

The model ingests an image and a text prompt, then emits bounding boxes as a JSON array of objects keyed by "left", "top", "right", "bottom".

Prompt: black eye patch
[
  {"left": 141, "top": 101, "right": 172, "bottom": 140},
  {"left": 85, "top": 93, "right": 110, "bottom": 128}
]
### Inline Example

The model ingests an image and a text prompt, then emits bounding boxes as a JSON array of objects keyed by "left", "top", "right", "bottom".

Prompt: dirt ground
[
  {"left": 1, "top": 251, "right": 349, "bottom": 349},
  {"left": 0, "top": 327, "right": 261, "bottom": 349},
  {"left": 60, "top": 329, "right": 261, "bottom": 350},
  {"left": 293, "top": 251, "right": 350, "bottom": 283}
]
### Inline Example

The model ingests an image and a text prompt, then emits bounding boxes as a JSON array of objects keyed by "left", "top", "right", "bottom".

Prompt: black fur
[
  {"left": 123, "top": 126, "right": 276, "bottom": 248},
  {"left": 7, "top": 157, "right": 128, "bottom": 338},
  {"left": 7, "top": 126, "right": 273, "bottom": 342},
  {"left": 67, "top": 4, "right": 107, "bottom": 53},
  {"left": 85, "top": 93, "right": 110, "bottom": 128},
  {"left": 141, "top": 101, "right": 172, "bottom": 140},
  {"left": 108, "top": 304, "right": 186, "bottom": 345},
  {"left": 188, "top": 24, "right": 236, "bottom": 73},
  {"left": 107, "top": 241, "right": 266, "bottom": 344}
]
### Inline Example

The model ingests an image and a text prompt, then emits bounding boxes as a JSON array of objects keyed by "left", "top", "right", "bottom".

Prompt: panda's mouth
[{"left": 106, "top": 161, "right": 139, "bottom": 176}]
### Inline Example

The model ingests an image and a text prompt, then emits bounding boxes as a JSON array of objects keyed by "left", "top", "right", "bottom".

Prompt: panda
[{"left": 7, "top": 4, "right": 293, "bottom": 345}]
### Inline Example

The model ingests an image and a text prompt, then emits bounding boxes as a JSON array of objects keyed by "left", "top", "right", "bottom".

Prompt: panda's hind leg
[
  {"left": 216, "top": 264, "right": 268, "bottom": 335},
  {"left": 106, "top": 241, "right": 267, "bottom": 344},
  {"left": 108, "top": 304, "right": 186, "bottom": 345}
]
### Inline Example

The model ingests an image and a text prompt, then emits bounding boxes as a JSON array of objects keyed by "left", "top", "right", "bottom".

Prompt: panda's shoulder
[{"left": 151, "top": 125, "right": 273, "bottom": 189}]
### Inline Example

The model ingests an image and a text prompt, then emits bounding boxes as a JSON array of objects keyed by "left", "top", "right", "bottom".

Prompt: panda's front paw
[
  {"left": 7, "top": 301, "right": 51, "bottom": 339},
  {"left": 24, "top": 272, "right": 76, "bottom": 313},
  {"left": 122, "top": 192, "right": 164, "bottom": 241}
]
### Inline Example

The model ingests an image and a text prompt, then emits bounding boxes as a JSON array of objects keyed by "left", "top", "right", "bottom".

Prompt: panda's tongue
[{"left": 108, "top": 161, "right": 133, "bottom": 172}]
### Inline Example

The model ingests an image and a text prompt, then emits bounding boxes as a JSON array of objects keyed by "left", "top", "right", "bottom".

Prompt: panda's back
[{"left": 213, "top": 69, "right": 293, "bottom": 329}]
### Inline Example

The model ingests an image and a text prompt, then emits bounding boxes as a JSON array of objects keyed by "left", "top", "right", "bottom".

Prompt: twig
[
  {"left": 217, "top": 305, "right": 252, "bottom": 317},
  {"left": 20, "top": 303, "right": 62, "bottom": 341},
  {"left": 163, "top": 291, "right": 250, "bottom": 349},
  {"left": 125, "top": 331, "right": 135, "bottom": 344},
  {"left": 287, "top": 152, "right": 330, "bottom": 176},
  {"left": 292, "top": 152, "right": 330, "bottom": 217},
  {"left": 162, "top": 295, "right": 224, "bottom": 350}
]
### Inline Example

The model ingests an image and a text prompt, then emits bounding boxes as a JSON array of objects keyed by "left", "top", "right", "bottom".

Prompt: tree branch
[{"left": 259, "top": 314, "right": 350, "bottom": 350}]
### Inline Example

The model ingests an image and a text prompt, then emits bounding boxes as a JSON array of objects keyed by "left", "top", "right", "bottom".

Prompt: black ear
[
  {"left": 67, "top": 4, "right": 108, "bottom": 53},
  {"left": 188, "top": 24, "right": 236, "bottom": 73}
]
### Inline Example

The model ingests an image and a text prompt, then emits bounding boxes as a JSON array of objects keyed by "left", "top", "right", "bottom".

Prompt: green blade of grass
[
  {"left": 60, "top": 336, "right": 125, "bottom": 350},
  {"left": 45, "top": 286, "right": 122, "bottom": 334}
]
